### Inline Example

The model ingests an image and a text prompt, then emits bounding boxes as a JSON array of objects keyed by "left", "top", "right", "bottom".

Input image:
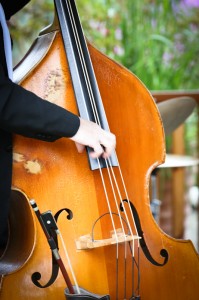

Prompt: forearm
[{"left": 0, "top": 70, "right": 80, "bottom": 142}]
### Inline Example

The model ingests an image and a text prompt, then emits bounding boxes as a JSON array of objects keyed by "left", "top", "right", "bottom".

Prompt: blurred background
[{"left": 9, "top": 0, "right": 199, "bottom": 249}]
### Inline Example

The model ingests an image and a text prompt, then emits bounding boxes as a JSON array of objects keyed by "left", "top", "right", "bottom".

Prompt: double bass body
[{"left": 0, "top": 4, "right": 199, "bottom": 299}]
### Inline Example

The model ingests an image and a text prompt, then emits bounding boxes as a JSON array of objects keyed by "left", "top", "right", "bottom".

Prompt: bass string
[
  {"left": 58, "top": 1, "right": 139, "bottom": 296},
  {"left": 110, "top": 156, "right": 140, "bottom": 253},
  {"left": 66, "top": 0, "right": 141, "bottom": 254},
  {"left": 64, "top": 0, "right": 119, "bottom": 243},
  {"left": 55, "top": 0, "right": 82, "bottom": 294},
  {"left": 64, "top": 0, "right": 140, "bottom": 295},
  {"left": 59, "top": 231, "right": 80, "bottom": 294}
]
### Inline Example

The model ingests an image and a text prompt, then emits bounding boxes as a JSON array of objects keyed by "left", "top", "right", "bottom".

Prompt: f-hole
[{"left": 0, "top": 189, "right": 36, "bottom": 275}]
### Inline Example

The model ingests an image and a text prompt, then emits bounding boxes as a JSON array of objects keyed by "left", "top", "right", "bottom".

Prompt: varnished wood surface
[
  {"left": 0, "top": 31, "right": 198, "bottom": 300},
  {"left": 152, "top": 89, "right": 199, "bottom": 104}
]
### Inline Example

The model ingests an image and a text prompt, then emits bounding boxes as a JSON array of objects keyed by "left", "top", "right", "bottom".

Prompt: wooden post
[{"left": 171, "top": 125, "right": 185, "bottom": 238}]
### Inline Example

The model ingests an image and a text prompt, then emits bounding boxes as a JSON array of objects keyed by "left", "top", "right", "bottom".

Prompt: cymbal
[
  {"left": 157, "top": 97, "right": 197, "bottom": 135},
  {"left": 158, "top": 154, "right": 199, "bottom": 168}
]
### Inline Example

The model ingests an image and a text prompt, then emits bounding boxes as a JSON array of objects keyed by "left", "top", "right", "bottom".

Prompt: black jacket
[{"left": 0, "top": 0, "right": 80, "bottom": 246}]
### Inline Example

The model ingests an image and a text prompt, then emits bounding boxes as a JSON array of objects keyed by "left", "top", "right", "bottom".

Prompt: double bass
[{"left": 0, "top": 0, "right": 199, "bottom": 299}]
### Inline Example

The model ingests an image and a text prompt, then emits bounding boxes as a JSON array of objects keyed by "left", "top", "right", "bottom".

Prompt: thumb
[{"left": 75, "top": 142, "right": 85, "bottom": 153}]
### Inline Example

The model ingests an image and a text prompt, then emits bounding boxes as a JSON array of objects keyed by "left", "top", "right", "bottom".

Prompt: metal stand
[{"left": 150, "top": 169, "right": 161, "bottom": 224}]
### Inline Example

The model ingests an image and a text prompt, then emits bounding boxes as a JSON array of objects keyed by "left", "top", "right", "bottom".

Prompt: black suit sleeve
[
  {"left": 1, "top": 0, "right": 31, "bottom": 20},
  {"left": 0, "top": 65, "right": 80, "bottom": 142}
]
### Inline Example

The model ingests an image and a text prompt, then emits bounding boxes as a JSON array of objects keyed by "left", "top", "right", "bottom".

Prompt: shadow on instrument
[{"left": 0, "top": 189, "right": 36, "bottom": 275}]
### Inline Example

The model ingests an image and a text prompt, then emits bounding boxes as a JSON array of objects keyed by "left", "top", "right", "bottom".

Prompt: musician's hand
[{"left": 70, "top": 118, "right": 116, "bottom": 159}]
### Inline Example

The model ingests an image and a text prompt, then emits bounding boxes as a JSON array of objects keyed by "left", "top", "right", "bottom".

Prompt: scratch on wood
[
  {"left": 44, "top": 68, "right": 66, "bottom": 103},
  {"left": 24, "top": 160, "right": 42, "bottom": 174},
  {"left": 13, "top": 153, "right": 25, "bottom": 162}
]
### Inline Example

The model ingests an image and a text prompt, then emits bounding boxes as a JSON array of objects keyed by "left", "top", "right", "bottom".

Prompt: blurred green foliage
[
  {"left": 10, "top": 0, "right": 199, "bottom": 91},
  {"left": 10, "top": 0, "right": 198, "bottom": 160}
]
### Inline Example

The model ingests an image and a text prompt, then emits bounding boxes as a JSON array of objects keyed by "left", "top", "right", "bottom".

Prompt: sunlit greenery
[
  {"left": 10, "top": 0, "right": 198, "bottom": 162},
  {"left": 10, "top": 0, "right": 199, "bottom": 90}
]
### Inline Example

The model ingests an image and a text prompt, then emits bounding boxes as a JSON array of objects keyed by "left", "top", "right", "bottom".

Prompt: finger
[
  {"left": 75, "top": 142, "right": 85, "bottom": 153},
  {"left": 101, "top": 135, "right": 116, "bottom": 159},
  {"left": 89, "top": 144, "right": 104, "bottom": 159},
  {"left": 102, "top": 147, "right": 114, "bottom": 159}
]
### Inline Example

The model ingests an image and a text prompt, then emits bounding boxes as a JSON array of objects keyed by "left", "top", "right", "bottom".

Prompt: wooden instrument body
[{"left": 0, "top": 30, "right": 198, "bottom": 300}]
